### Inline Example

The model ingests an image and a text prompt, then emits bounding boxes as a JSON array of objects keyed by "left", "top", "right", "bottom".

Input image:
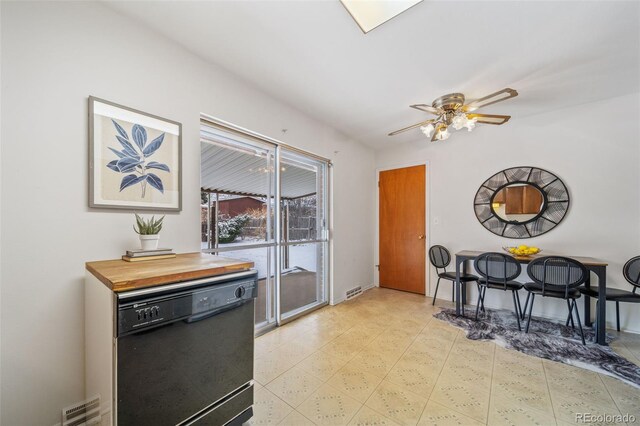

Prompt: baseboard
[{"left": 331, "top": 283, "right": 375, "bottom": 305}]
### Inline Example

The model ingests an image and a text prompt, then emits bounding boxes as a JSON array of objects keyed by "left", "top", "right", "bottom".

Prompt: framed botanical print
[{"left": 89, "top": 96, "right": 182, "bottom": 211}]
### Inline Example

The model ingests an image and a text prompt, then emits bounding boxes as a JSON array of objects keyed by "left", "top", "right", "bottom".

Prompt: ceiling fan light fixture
[
  {"left": 464, "top": 117, "right": 477, "bottom": 132},
  {"left": 451, "top": 113, "right": 467, "bottom": 130},
  {"left": 420, "top": 123, "right": 435, "bottom": 137},
  {"left": 435, "top": 126, "right": 450, "bottom": 141},
  {"left": 389, "top": 88, "right": 517, "bottom": 142}
]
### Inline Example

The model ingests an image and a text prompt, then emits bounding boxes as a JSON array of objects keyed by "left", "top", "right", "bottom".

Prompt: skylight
[{"left": 340, "top": 0, "right": 422, "bottom": 33}]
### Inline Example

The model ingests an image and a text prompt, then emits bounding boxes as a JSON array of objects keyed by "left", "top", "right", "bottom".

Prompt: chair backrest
[
  {"left": 429, "top": 245, "right": 451, "bottom": 270},
  {"left": 623, "top": 256, "right": 640, "bottom": 293},
  {"left": 474, "top": 252, "right": 521, "bottom": 289},
  {"left": 526, "top": 256, "right": 588, "bottom": 298}
]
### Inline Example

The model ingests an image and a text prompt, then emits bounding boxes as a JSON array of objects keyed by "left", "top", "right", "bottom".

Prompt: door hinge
[{"left": 375, "top": 264, "right": 380, "bottom": 271}]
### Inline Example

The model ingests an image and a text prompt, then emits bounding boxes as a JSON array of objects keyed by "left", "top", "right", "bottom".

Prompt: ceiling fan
[{"left": 388, "top": 88, "right": 518, "bottom": 141}]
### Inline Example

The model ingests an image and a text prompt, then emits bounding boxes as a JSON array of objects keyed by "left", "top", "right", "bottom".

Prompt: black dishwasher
[{"left": 116, "top": 270, "right": 257, "bottom": 425}]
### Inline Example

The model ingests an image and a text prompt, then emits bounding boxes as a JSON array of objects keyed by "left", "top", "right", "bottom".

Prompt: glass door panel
[
  {"left": 201, "top": 129, "right": 277, "bottom": 331},
  {"left": 280, "top": 242, "right": 327, "bottom": 318},
  {"left": 201, "top": 124, "right": 329, "bottom": 330},
  {"left": 280, "top": 150, "right": 329, "bottom": 319}
]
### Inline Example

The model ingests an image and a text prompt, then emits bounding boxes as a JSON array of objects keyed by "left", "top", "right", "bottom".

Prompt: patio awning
[{"left": 201, "top": 142, "right": 317, "bottom": 199}]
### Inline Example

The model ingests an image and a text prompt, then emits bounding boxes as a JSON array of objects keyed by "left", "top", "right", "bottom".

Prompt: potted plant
[{"left": 134, "top": 214, "right": 165, "bottom": 250}]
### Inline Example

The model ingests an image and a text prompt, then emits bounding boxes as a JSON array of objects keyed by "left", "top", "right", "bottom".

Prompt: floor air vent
[
  {"left": 346, "top": 286, "right": 362, "bottom": 299},
  {"left": 62, "top": 395, "right": 101, "bottom": 426}
]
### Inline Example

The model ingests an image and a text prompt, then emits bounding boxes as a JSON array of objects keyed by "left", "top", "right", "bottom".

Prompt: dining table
[{"left": 454, "top": 250, "right": 609, "bottom": 345}]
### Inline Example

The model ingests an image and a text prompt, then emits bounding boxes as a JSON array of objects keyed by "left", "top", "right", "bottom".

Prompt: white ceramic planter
[{"left": 139, "top": 234, "right": 160, "bottom": 250}]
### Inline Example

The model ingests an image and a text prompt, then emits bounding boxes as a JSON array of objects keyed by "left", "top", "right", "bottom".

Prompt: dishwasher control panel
[
  {"left": 192, "top": 280, "right": 256, "bottom": 315},
  {"left": 118, "top": 296, "right": 191, "bottom": 334},
  {"left": 117, "top": 273, "right": 257, "bottom": 336}
]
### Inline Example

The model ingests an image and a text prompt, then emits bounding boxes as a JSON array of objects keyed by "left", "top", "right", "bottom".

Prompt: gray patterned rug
[{"left": 434, "top": 308, "right": 640, "bottom": 388}]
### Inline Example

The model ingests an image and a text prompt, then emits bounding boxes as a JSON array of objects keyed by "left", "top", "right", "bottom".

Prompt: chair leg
[
  {"left": 525, "top": 293, "right": 536, "bottom": 333},
  {"left": 616, "top": 301, "right": 620, "bottom": 332},
  {"left": 511, "top": 290, "right": 522, "bottom": 331},
  {"left": 432, "top": 278, "right": 441, "bottom": 306},
  {"left": 566, "top": 300, "right": 575, "bottom": 329},
  {"left": 521, "top": 292, "right": 530, "bottom": 320},
  {"left": 515, "top": 291, "right": 523, "bottom": 318},
  {"left": 461, "top": 284, "right": 466, "bottom": 317},
  {"left": 572, "top": 299, "right": 586, "bottom": 345},
  {"left": 477, "top": 282, "right": 485, "bottom": 312},
  {"left": 593, "top": 301, "right": 599, "bottom": 336},
  {"left": 475, "top": 286, "right": 483, "bottom": 320}
]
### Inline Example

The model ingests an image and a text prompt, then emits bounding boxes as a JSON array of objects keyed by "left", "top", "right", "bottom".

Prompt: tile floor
[{"left": 247, "top": 287, "right": 640, "bottom": 425}]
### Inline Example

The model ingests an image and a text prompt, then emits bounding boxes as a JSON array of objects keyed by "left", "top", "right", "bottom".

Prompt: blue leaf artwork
[
  {"left": 106, "top": 120, "right": 171, "bottom": 198},
  {"left": 146, "top": 161, "right": 170, "bottom": 172},
  {"left": 143, "top": 133, "right": 164, "bottom": 157},
  {"left": 146, "top": 173, "right": 164, "bottom": 193},
  {"left": 132, "top": 124, "right": 147, "bottom": 150}
]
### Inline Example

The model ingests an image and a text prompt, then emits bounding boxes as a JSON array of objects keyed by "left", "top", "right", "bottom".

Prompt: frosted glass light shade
[
  {"left": 420, "top": 123, "right": 435, "bottom": 137},
  {"left": 465, "top": 117, "right": 477, "bottom": 131},
  {"left": 451, "top": 114, "right": 466, "bottom": 130},
  {"left": 436, "top": 127, "right": 450, "bottom": 140}
]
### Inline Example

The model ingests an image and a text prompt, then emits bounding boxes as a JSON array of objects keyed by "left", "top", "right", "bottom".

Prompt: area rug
[{"left": 434, "top": 308, "right": 640, "bottom": 388}]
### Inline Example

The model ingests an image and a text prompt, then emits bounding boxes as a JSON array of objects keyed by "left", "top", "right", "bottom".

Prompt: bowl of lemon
[{"left": 503, "top": 245, "right": 541, "bottom": 257}]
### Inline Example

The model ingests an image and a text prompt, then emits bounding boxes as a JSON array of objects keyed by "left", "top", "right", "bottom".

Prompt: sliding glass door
[
  {"left": 279, "top": 150, "right": 329, "bottom": 320},
  {"left": 200, "top": 124, "right": 329, "bottom": 332}
]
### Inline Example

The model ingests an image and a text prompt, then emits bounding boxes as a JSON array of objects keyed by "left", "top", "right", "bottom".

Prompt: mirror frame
[{"left": 474, "top": 166, "right": 570, "bottom": 238}]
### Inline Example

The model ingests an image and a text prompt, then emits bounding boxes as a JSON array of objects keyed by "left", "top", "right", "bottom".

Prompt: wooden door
[{"left": 379, "top": 165, "right": 426, "bottom": 294}]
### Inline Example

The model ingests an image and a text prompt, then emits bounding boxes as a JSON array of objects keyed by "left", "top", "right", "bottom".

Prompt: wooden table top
[
  {"left": 455, "top": 250, "right": 608, "bottom": 267},
  {"left": 86, "top": 252, "right": 255, "bottom": 292}
]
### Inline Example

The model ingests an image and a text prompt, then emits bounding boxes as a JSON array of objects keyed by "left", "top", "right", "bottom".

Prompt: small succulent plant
[{"left": 133, "top": 214, "right": 165, "bottom": 235}]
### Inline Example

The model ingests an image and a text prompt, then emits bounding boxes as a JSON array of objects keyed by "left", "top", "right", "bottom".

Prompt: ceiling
[
  {"left": 106, "top": 1, "right": 640, "bottom": 149},
  {"left": 201, "top": 141, "right": 317, "bottom": 199}
]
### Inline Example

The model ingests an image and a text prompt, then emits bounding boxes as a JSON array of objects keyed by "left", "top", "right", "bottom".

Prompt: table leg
[
  {"left": 595, "top": 266, "right": 607, "bottom": 345},
  {"left": 455, "top": 256, "right": 462, "bottom": 316},
  {"left": 462, "top": 261, "right": 469, "bottom": 307},
  {"left": 584, "top": 274, "right": 592, "bottom": 327}
]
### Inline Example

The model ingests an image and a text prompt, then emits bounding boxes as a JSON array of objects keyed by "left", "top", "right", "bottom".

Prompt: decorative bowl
[{"left": 503, "top": 246, "right": 542, "bottom": 257}]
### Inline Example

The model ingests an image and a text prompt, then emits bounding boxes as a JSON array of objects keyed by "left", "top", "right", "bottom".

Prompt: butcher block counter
[{"left": 85, "top": 252, "right": 254, "bottom": 293}]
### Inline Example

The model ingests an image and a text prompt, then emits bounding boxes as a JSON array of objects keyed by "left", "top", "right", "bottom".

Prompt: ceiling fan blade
[
  {"left": 410, "top": 104, "right": 444, "bottom": 115},
  {"left": 462, "top": 88, "right": 518, "bottom": 112},
  {"left": 467, "top": 113, "right": 511, "bottom": 125},
  {"left": 388, "top": 119, "right": 435, "bottom": 136}
]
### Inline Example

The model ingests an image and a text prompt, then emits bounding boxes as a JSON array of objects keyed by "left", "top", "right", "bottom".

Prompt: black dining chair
[
  {"left": 524, "top": 256, "right": 589, "bottom": 344},
  {"left": 428, "top": 245, "right": 481, "bottom": 314},
  {"left": 474, "top": 252, "right": 526, "bottom": 330},
  {"left": 577, "top": 255, "right": 640, "bottom": 332}
]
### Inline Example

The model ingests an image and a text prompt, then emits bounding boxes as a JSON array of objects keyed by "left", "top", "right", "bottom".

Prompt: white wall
[
  {"left": 0, "top": 2, "right": 375, "bottom": 424},
  {"left": 0, "top": 3, "right": 3, "bottom": 422},
  {"left": 376, "top": 93, "right": 640, "bottom": 331}
]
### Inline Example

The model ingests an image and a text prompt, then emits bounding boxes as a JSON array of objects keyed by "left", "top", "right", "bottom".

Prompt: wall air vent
[
  {"left": 62, "top": 395, "right": 101, "bottom": 426},
  {"left": 346, "top": 286, "right": 363, "bottom": 300}
]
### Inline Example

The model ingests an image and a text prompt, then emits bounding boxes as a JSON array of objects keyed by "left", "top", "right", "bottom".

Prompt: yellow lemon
[{"left": 518, "top": 245, "right": 528, "bottom": 250}]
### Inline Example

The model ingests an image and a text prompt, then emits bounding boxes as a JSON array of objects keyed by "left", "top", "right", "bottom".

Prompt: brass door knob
[{"left": 418, "top": 235, "right": 425, "bottom": 239}]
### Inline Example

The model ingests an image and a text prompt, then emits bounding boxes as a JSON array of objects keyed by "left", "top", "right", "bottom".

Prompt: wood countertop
[{"left": 86, "top": 252, "right": 254, "bottom": 292}]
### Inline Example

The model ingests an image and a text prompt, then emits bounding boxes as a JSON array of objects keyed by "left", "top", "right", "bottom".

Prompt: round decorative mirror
[{"left": 474, "top": 167, "right": 570, "bottom": 238}]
